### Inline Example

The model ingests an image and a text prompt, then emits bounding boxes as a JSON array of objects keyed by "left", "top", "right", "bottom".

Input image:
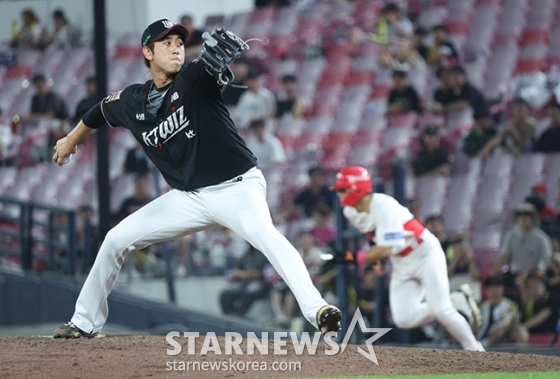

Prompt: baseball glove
[{"left": 199, "top": 28, "right": 249, "bottom": 86}]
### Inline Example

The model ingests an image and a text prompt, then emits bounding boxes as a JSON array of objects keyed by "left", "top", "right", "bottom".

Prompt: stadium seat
[
  {"left": 204, "top": 14, "right": 226, "bottom": 30},
  {"left": 417, "top": 6, "right": 449, "bottom": 29},
  {"left": 348, "top": 142, "right": 380, "bottom": 168},
  {"left": 473, "top": 249, "right": 501, "bottom": 271},
  {"left": 416, "top": 176, "right": 449, "bottom": 221},
  {"left": 543, "top": 154, "right": 560, "bottom": 205},
  {"left": 507, "top": 154, "right": 546, "bottom": 211},
  {"left": 442, "top": 174, "right": 478, "bottom": 232}
]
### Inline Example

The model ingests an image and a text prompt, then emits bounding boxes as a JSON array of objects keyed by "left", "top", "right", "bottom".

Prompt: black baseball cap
[
  {"left": 423, "top": 125, "right": 440, "bottom": 135},
  {"left": 141, "top": 19, "right": 189, "bottom": 47}
]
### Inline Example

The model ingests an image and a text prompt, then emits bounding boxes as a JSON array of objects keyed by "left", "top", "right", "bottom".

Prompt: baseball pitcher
[{"left": 52, "top": 19, "right": 341, "bottom": 338}]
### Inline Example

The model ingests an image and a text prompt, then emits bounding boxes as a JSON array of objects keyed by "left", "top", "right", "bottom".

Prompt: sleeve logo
[
  {"left": 384, "top": 232, "right": 404, "bottom": 240},
  {"left": 105, "top": 90, "right": 122, "bottom": 103}
]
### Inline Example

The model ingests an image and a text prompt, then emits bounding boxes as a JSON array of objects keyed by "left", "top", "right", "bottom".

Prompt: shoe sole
[
  {"left": 317, "top": 305, "right": 342, "bottom": 335},
  {"left": 460, "top": 284, "right": 482, "bottom": 329},
  {"left": 53, "top": 328, "right": 98, "bottom": 339}
]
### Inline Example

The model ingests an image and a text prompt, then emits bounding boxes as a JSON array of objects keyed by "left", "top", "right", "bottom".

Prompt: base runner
[{"left": 332, "top": 166, "right": 484, "bottom": 351}]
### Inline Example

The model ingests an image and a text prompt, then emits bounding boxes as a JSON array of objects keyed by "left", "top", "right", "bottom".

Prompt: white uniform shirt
[
  {"left": 233, "top": 88, "right": 276, "bottom": 128},
  {"left": 245, "top": 133, "right": 286, "bottom": 170},
  {"left": 0, "top": 123, "right": 13, "bottom": 154},
  {"left": 343, "top": 193, "right": 421, "bottom": 255}
]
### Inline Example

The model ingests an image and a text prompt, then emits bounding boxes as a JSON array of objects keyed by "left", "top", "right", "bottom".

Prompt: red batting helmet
[{"left": 331, "top": 166, "right": 372, "bottom": 206}]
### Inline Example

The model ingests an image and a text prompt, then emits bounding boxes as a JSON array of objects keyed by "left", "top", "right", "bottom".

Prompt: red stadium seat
[
  {"left": 370, "top": 85, "right": 392, "bottom": 100},
  {"left": 447, "top": 21, "right": 470, "bottom": 36},
  {"left": 5, "top": 65, "right": 33, "bottom": 79},
  {"left": 519, "top": 29, "right": 550, "bottom": 46}
]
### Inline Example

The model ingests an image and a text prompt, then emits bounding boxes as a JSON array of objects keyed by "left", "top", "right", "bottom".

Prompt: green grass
[{"left": 294, "top": 372, "right": 560, "bottom": 379}]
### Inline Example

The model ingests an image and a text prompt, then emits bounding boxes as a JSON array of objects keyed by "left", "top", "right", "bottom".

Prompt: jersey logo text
[
  {"left": 136, "top": 113, "right": 145, "bottom": 120},
  {"left": 185, "top": 130, "right": 196, "bottom": 139},
  {"left": 141, "top": 105, "right": 190, "bottom": 147},
  {"left": 105, "top": 90, "right": 122, "bottom": 103},
  {"left": 171, "top": 92, "right": 179, "bottom": 102}
]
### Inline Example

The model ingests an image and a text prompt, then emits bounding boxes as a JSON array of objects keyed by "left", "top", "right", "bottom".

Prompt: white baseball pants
[
  {"left": 71, "top": 168, "right": 327, "bottom": 333},
  {"left": 389, "top": 231, "right": 480, "bottom": 350}
]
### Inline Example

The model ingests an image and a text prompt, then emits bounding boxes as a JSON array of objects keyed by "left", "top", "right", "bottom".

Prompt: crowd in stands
[{"left": 1, "top": 1, "right": 560, "bottom": 346}]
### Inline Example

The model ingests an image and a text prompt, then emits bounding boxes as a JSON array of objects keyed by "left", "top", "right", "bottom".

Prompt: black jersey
[{"left": 99, "top": 60, "right": 256, "bottom": 191}]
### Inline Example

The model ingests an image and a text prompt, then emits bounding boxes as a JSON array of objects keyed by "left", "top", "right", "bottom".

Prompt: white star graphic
[{"left": 339, "top": 308, "right": 392, "bottom": 365}]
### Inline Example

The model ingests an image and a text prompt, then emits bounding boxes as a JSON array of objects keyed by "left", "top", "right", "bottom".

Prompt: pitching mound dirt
[{"left": 1, "top": 335, "right": 559, "bottom": 379}]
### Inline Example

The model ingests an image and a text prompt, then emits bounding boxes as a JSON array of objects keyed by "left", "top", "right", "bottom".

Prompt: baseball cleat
[
  {"left": 317, "top": 305, "right": 342, "bottom": 335},
  {"left": 473, "top": 341, "right": 486, "bottom": 351},
  {"left": 53, "top": 321, "right": 98, "bottom": 339},
  {"left": 460, "top": 284, "right": 482, "bottom": 329}
]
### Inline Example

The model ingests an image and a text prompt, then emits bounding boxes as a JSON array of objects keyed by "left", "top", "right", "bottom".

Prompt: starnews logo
[{"left": 166, "top": 309, "right": 392, "bottom": 367}]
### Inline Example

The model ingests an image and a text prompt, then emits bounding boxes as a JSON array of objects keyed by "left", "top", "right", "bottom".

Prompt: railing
[{"left": 0, "top": 197, "right": 78, "bottom": 274}]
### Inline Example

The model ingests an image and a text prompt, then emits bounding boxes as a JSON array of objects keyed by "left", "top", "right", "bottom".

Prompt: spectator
[
  {"left": 292, "top": 166, "right": 335, "bottom": 218},
  {"left": 424, "top": 214, "right": 452, "bottom": 255},
  {"left": 297, "top": 230, "right": 325, "bottom": 282},
  {"left": 447, "top": 234, "right": 481, "bottom": 280},
  {"left": 461, "top": 107, "right": 500, "bottom": 157},
  {"left": 0, "top": 108, "right": 14, "bottom": 159},
  {"left": 23, "top": 73, "right": 69, "bottom": 151},
  {"left": 267, "top": 230, "right": 324, "bottom": 328},
  {"left": 275, "top": 75, "right": 306, "bottom": 120},
  {"left": 535, "top": 100, "right": 560, "bottom": 153},
  {"left": 557, "top": 180, "right": 560, "bottom": 211},
  {"left": 432, "top": 67, "right": 453, "bottom": 114},
  {"left": 407, "top": 197, "right": 422, "bottom": 222},
  {"left": 477, "top": 276, "right": 526, "bottom": 346},
  {"left": 196, "top": 227, "right": 248, "bottom": 274},
  {"left": 76, "top": 204, "right": 99, "bottom": 273},
  {"left": 179, "top": 14, "right": 204, "bottom": 57},
  {"left": 124, "top": 141, "right": 150, "bottom": 175},
  {"left": 379, "top": 39, "right": 424, "bottom": 71},
  {"left": 356, "top": 266, "right": 379, "bottom": 322},
  {"left": 265, "top": 262, "right": 295, "bottom": 328},
  {"left": 245, "top": 119, "right": 286, "bottom": 172},
  {"left": 219, "top": 245, "right": 269, "bottom": 317},
  {"left": 498, "top": 97, "right": 536, "bottom": 155},
  {"left": 545, "top": 253, "right": 560, "bottom": 294},
  {"left": 494, "top": 203, "right": 553, "bottom": 287},
  {"left": 51, "top": 212, "right": 69, "bottom": 271},
  {"left": 233, "top": 71, "right": 276, "bottom": 128},
  {"left": 310, "top": 204, "right": 335, "bottom": 248},
  {"left": 376, "top": 2, "right": 413, "bottom": 39},
  {"left": 518, "top": 271, "right": 560, "bottom": 336},
  {"left": 72, "top": 76, "right": 97, "bottom": 124},
  {"left": 412, "top": 27, "right": 429, "bottom": 60},
  {"left": 525, "top": 183, "right": 557, "bottom": 220},
  {"left": 222, "top": 60, "right": 250, "bottom": 106},
  {"left": 426, "top": 24, "right": 459, "bottom": 68},
  {"left": 9, "top": 9, "right": 46, "bottom": 50},
  {"left": 447, "top": 234, "right": 482, "bottom": 301},
  {"left": 23, "top": 74, "right": 69, "bottom": 123},
  {"left": 47, "top": 9, "right": 79, "bottom": 50},
  {"left": 255, "top": 0, "right": 291, "bottom": 8},
  {"left": 113, "top": 175, "right": 153, "bottom": 223},
  {"left": 386, "top": 70, "right": 423, "bottom": 116},
  {"left": 436, "top": 65, "right": 486, "bottom": 114},
  {"left": 411, "top": 125, "right": 450, "bottom": 178}
]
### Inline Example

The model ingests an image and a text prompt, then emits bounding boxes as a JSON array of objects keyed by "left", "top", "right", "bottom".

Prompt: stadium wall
[{"left": 0, "top": 271, "right": 264, "bottom": 335}]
